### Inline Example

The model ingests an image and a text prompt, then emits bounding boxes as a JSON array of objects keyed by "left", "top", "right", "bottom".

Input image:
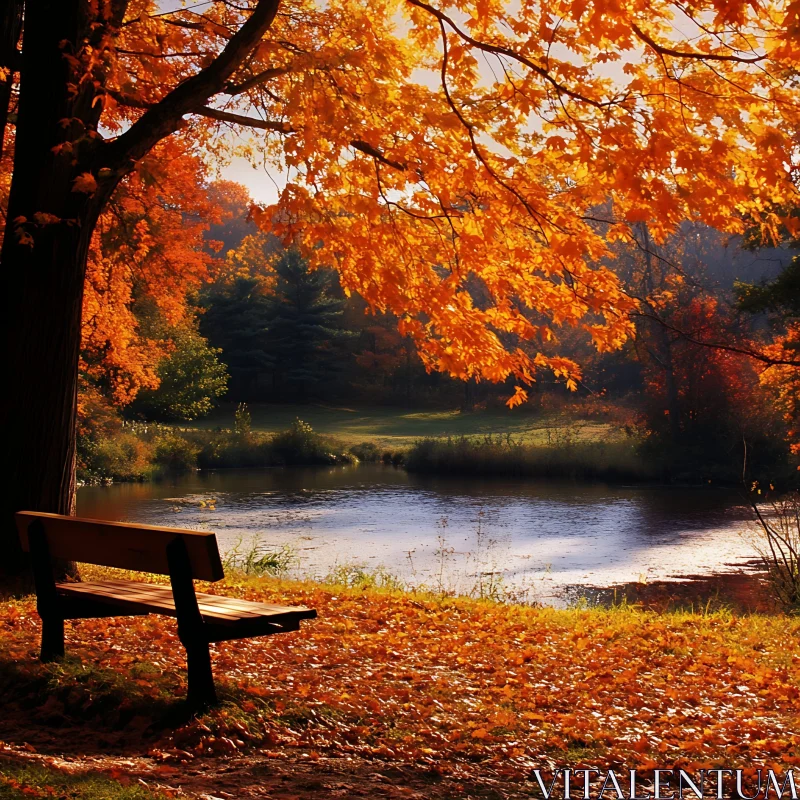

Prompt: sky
[{"left": 218, "top": 155, "right": 285, "bottom": 205}]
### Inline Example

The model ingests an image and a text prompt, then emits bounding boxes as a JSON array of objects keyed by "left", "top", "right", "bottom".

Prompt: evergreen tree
[
  {"left": 199, "top": 276, "right": 274, "bottom": 400},
  {"left": 263, "top": 249, "right": 350, "bottom": 400},
  {"left": 736, "top": 255, "right": 800, "bottom": 320}
]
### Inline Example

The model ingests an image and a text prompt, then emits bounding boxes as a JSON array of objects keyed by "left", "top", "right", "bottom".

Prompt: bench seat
[
  {"left": 16, "top": 511, "right": 318, "bottom": 707},
  {"left": 56, "top": 579, "right": 317, "bottom": 627}
]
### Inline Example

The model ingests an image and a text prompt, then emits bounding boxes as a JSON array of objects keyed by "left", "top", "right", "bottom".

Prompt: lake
[{"left": 77, "top": 465, "right": 765, "bottom": 607}]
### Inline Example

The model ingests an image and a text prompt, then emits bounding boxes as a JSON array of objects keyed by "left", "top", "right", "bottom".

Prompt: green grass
[
  {"left": 0, "top": 763, "right": 166, "bottom": 800},
  {"left": 78, "top": 404, "right": 639, "bottom": 482},
  {"left": 194, "top": 403, "right": 625, "bottom": 449}
]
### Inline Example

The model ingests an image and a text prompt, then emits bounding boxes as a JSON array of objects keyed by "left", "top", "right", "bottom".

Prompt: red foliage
[
  {"left": 641, "top": 297, "right": 778, "bottom": 447},
  {"left": 81, "top": 140, "right": 235, "bottom": 407}
]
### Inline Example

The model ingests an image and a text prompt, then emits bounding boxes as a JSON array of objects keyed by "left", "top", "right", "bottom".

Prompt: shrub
[
  {"left": 349, "top": 441, "right": 380, "bottom": 462},
  {"left": 270, "top": 418, "right": 348, "bottom": 466},
  {"left": 152, "top": 433, "right": 200, "bottom": 472},
  {"left": 405, "top": 435, "right": 654, "bottom": 482},
  {"left": 234, "top": 402, "right": 252, "bottom": 437},
  {"left": 750, "top": 490, "right": 800, "bottom": 612},
  {"left": 82, "top": 420, "right": 360, "bottom": 481},
  {"left": 78, "top": 433, "right": 155, "bottom": 482},
  {"left": 195, "top": 431, "right": 276, "bottom": 469},
  {"left": 131, "top": 324, "right": 228, "bottom": 421}
]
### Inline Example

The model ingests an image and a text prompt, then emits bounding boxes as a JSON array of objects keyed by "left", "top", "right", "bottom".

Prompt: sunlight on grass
[
  {"left": 0, "top": 764, "right": 166, "bottom": 800},
  {"left": 193, "top": 403, "right": 629, "bottom": 450}
]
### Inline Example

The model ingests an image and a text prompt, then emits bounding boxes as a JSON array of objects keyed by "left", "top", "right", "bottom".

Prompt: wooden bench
[{"left": 16, "top": 511, "right": 317, "bottom": 708}]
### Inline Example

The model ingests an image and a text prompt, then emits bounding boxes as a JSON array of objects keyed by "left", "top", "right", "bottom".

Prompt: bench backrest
[{"left": 16, "top": 511, "right": 225, "bottom": 582}]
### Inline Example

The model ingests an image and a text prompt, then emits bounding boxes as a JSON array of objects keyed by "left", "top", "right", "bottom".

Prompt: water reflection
[{"left": 77, "top": 465, "right": 759, "bottom": 604}]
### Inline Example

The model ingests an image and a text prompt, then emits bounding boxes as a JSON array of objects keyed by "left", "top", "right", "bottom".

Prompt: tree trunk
[
  {"left": 404, "top": 344, "right": 413, "bottom": 407},
  {"left": 462, "top": 378, "right": 475, "bottom": 412},
  {"left": 1, "top": 224, "right": 95, "bottom": 578},
  {"left": 659, "top": 331, "right": 682, "bottom": 443},
  {"left": 0, "top": 1, "right": 105, "bottom": 580},
  {"left": 0, "top": 0, "right": 23, "bottom": 161},
  {"left": 0, "top": 0, "right": 283, "bottom": 582}
]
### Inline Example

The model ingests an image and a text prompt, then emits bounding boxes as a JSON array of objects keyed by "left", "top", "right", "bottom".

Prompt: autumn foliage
[
  {"left": 2, "top": 0, "right": 800, "bottom": 578},
  {"left": 639, "top": 297, "right": 781, "bottom": 449},
  {"left": 22, "top": 0, "right": 793, "bottom": 397},
  {"left": 80, "top": 139, "right": 225, "bottom": 409},
  {"left": 759, "top": 324, "right": 800, "bottom": 456},
  {"left": 243, "top": 0, "right": 800, "bottom": 395},
  {"left": 0, "top": 570, "right": 798, "bottom": 797}
]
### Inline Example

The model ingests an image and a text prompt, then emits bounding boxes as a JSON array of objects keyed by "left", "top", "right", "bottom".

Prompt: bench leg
[
  {"left": 40, "top": 617, "right": 65, "bottom": 662},
  {"left": 185, "top": 639, "right": 217, "bottom": 709}
]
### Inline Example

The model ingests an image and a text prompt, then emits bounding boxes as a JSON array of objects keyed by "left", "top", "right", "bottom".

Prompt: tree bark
[
  {"left": 0, "top": 0, "right": 283, "bottom": 582},
  {"left": 0, "top": 1, "right": 108, "bottom": 579},
  {"left": 0, "top": 0, "right": 23, "bottom": 161}
]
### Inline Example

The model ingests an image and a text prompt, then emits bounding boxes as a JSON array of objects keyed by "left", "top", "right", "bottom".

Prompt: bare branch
[{"left": 631, "top": 23, "right": 767, "bottom": 64}]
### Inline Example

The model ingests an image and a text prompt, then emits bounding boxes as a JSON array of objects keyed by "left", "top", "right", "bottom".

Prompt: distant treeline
[{"left": 76, "top": 183, "right": 799, "bottom": 484}]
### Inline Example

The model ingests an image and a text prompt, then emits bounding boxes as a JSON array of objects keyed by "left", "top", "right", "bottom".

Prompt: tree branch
[
  {"left": 101, "top": 0, "right": 282, "bottom": 172},
  {"left": 105, "top": 88, "right": 151, "bottom": 109},
  {"left": 163, "top": 18, "right": 233, "bottom": 38},
  {"left": 351, "top": 140, "right": 406, "bottom": 171},
  {"left": 224, "top": 66, "right": 292, "bottom": 94},
  {"left": 194, "top": 110, "right": 407, "bottom": 171},
  {"left": 631, "top": 23, "right": 767, "bottom": 64},
  {"left": 636, "top": 310, "right": 800, "bottom": 367},
  {"left": 197, "top": 105, "right": 292, "bottom": 132},
  {"left": 107, "top": 88, "right": 294, "bottom": 136},
  {"left": 406, "top": 0, "right": 616, "bottom": 109}
]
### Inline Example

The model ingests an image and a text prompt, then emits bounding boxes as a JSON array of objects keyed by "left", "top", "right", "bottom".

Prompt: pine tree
[
  {"left": 263, "top": 249, "right": 350, "bottom": 401},
  {"left": 199, "top": 277, "right": 274, "bottom": 400}
]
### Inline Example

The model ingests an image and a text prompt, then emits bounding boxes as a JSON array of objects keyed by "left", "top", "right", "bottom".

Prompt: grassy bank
[
  {"left": 78, "top": 418, "right": 368, "bottom": 483},
  {"left": 81, "top": 403, "right": 793, "bottom": 485},
  {"left": 0, "top": 568, "right": 798, "bottom": 799},
  {"left": 195, "top": 401, "right": 628, "bottom": 450},
  {"left": 404, "top": 434, "right": 799, "bottom": 485},
  {"left": 405, "top": 435, "right": 654, "bottom": 482},
  {"left": 80, "top": 401, "right": 639, "bottom": 483}
]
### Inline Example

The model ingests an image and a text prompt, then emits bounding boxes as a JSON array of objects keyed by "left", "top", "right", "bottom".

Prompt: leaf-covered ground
[{"left": 1, "top": 569, "right": 799, "bottom": 799}]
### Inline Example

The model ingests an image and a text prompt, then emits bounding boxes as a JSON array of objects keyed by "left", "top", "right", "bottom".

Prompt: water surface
[{"left": 77, "top": 465, "right": 762, "bottom": 605}]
